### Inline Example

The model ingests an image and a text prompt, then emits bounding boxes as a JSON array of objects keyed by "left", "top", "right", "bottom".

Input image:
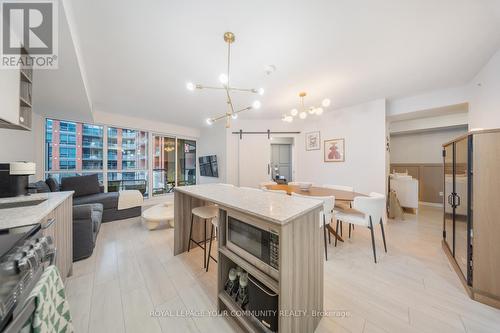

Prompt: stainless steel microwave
[{"left": 226, "top": 215, "right": 279, "bottom": 279}]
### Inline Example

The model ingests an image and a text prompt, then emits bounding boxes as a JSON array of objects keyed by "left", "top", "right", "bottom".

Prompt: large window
[
  {"left": 44, "top": 119, "right": 196, "bottom": 197},
  {"left": 177, "top": 139, "right": 196, "bottom": 186},
  {"left": 45, "top": 119, "right": 104, "bottom": 183},
  {"left": 106, "top": 127, "right": 149, "bottom": 196},
  {"left": 152, "top": 135, "right": 176, "bottom": 195}
]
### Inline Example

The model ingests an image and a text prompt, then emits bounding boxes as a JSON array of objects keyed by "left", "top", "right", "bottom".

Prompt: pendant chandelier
[
  {"left": 282, "top": 92, "right": 330, "bottom": 122},
  {"left": 186, "top": 32, "right": 263, "bottom": 128}
]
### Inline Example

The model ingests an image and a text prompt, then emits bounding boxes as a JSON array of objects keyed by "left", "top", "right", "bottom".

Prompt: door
[
  {"left": 454, "top": 137, "right": 469, "bottom": 278},
  {"left": 238, "top": 135, "right": 272, "bottom": 187},
  {"left": 271, "top": 144, "right": 292, "bottom": 181},
  {"left": 443, "top": 143, "right": 454, "bottom": 253}
]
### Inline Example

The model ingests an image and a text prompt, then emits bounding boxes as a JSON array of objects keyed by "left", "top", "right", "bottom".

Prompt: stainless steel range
[{"left": 0, "top": 223, "right": 55, "bottom": 332}]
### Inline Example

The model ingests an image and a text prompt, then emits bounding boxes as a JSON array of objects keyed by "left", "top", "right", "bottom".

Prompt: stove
[{"left": 0, "top": 223, "right": 55, "bottom": 331}]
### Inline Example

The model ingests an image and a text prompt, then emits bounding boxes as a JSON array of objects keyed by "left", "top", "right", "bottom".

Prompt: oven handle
[
  {"left": 3, "top": 298, "right": 36, "bottom": 333},
  {"left": 248, "top": 275, "right": 278, "bottom": 297},
  {"left": 41, "top": 217, "right": 55, "bottom": 230}
]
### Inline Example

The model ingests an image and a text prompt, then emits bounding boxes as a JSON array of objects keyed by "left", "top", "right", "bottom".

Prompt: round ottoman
[{"left": 141, "top": 203, "right": 174, "bottom": 230}]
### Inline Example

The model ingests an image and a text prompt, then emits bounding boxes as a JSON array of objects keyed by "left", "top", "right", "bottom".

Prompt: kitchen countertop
[
  {"left": 175, "top": 184, "right": 323, "bottom": 224},
  {"left": 0, "top": 191, "right": 74, "bottom": 229}
]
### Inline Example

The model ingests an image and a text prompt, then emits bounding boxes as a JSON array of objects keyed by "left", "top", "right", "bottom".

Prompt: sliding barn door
[{"left": 238, "top": 135, "right": 272, "bottom": 187}]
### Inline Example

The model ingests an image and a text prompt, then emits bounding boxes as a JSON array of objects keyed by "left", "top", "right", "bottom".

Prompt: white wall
[
  {"left": 0, "top": 113, "right": 44, "bottom": 180},
  {"left": 197, "top": 121, "right": 227, "bottom": 184},
  {"left": 469, "top": 48, "right": 500, "bottom": 129},
  {"left": 390, "top": 127, "right": 467, "bottom": 164},
  {"left": 295, "top": 99, "right": 387, "bottom": 194},
  {"left": 224, "top": 99, "right": 387, "bottom": 194}
]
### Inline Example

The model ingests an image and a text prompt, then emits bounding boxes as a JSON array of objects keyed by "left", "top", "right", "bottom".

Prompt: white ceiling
[{"left": 60, "top": 0, "right": 500, "bottom": 128}]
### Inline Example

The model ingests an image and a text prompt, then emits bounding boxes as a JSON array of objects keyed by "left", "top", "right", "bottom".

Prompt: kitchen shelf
[{"left": 219, "top": 246, "right": 279, "bottom": 293}]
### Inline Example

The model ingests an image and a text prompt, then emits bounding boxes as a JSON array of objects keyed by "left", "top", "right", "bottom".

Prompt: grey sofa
[
  {"left": 48, "top": 174, "right": 142, "bottom": 222},
  {"left": 73, "top": 203, "right": 103, "bottom": 261}
]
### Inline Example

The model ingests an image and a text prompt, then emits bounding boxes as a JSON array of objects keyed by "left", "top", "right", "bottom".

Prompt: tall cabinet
[{"left": 442, "top": 129, "right": 500, "bottom": 309}]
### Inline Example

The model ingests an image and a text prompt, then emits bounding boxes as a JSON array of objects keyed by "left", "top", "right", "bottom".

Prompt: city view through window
[{"left": 45, "top": 119, "right": 196, "bottom": 196}]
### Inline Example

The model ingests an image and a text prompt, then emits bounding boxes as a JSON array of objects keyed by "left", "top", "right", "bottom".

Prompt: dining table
[{"left": 264, "top": 184, "right": 367, "bottom": 242}]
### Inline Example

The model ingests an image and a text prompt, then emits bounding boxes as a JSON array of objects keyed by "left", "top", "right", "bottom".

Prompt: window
[
  {"left": 106, "top": 127, "right": 148, "bottom": 197},
  {"left": 45, "top": 119, "right": 104, "bottom": 182},
  {"left": 177, "top": 139, "right": 196, "bottom": 186},
  {"left": 45, "top": 119, "right": 196, "bottom": 198},
  {"left": 152, "top": 135, "right": 176, "bottom": 195}
]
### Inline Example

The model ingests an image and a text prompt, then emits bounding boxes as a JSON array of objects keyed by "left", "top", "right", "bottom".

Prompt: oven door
[{"left": 226, "top": 216, "right": 271, "bottom": 266}]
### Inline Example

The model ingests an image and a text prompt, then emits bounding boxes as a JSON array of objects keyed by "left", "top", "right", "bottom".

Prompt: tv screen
[{"left": 199, "top": 155, "right": 219, "bottom": 178}]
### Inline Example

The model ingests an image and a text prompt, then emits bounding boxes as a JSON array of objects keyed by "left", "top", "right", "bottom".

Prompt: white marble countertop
[
  {"left": 0, "top": 192, "right": 73, "bottom": 229},
  {"left": 175, "top": 184, "right": 323, "bottom": 225}
]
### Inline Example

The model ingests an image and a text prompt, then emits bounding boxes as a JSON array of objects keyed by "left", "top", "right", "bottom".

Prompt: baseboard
[{"left": 419, "top": 201, "right": 443, "bottom": 208}]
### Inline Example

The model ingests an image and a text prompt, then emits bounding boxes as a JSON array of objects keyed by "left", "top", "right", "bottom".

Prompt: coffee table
[{"left": 141, "top": 203, "right": 174, "bottom": 230}]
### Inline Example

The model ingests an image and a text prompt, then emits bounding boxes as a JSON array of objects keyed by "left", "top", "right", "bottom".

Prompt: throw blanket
[
  {"left": 118, "top": 190, "right": 143, "bottom": 210},
  {"left": 24, "top": 265, "right": 73, "bottom": 333}
]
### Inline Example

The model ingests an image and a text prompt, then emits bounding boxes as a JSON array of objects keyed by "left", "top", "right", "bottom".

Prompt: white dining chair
[
  {"left": 292, "top": 193, "right": 335, "bottom": 260},
  {"left": 335, "top": 194, "right": 387, "bottom": 263},
  {"left": 323, "top": 184, "right": 354, "bottom": 237}
]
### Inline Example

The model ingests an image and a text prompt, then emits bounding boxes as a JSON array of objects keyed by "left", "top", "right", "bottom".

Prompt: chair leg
[
  {"left": 187, "top": 213, "right": 194, "bottom": 252},
  {"left": 340, "top": 221, "right": 343, "bottom": 236},
  {"left": 369, "top": 216, "right": 377, "bottom": 263},
  {"left": 206, "top": 224, "right": 215, "bottom": 272},
  {"left": 328, "top": 220, "right": 331, "bottom": 244},
  {"left": 349, "top": 223, "right": 352, "bottom": 238},
  {"left": 335, "top": 220, "right": 339, "bottom": 247},
  {"left": 323, "top": 215, "right": 328, "bottom": 260},
  {"left": 380, "top": 217, "right": 387, "bottom": 253},
  {"left": 203, "top": 219, "right": 207, "bottom": 269}
]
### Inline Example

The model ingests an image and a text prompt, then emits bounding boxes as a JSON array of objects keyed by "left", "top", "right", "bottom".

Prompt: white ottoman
[{"left": 141, "top": 203, "right": 174, "bottom": 230}]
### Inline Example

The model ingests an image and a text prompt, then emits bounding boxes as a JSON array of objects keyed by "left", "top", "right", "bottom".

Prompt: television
[{"left": 199, "top": 155, "right": 219, "bottom": 178}]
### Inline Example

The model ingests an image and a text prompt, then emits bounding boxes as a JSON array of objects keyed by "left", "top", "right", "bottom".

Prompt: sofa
[
  {"left": 73, "top": 203, "right": 103, "bottom": 260},
  {"left": 45, "top": 174, "right": 142, "bottom": 222}
]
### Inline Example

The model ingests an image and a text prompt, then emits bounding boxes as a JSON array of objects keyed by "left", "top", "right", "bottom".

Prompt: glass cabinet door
[
  {"left": 454, "top": 138, "right": 469, "bottom": 277},
  {"left": 443, "top": 144, "right": 454, "bottom": 252}
]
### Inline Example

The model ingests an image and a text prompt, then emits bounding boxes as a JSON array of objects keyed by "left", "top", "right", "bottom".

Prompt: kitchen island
[{"left": 174, "top": 184, "right": 324, "bottom": 333}]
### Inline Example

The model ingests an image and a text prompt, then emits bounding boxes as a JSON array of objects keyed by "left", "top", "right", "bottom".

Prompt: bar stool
[{"left": 187, "top": 205, "right": 219, "bottom": 270}]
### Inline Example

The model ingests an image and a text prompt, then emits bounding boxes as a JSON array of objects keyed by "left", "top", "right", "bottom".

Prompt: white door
[
  {"left": 271, "top": 144, "right": 292, "bottom": 181},
  {"left": 238, "top": 135, "right": 272, "bottom": 187}
]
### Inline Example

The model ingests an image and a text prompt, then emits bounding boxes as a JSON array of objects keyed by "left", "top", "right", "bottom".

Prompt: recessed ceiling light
[{"left": 264, "top": 65, "right": 276, "bottom": 75}]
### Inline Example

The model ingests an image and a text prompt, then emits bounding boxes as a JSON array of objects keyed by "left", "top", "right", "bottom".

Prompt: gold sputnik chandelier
[
  {"left": 186, "top": 32, "right": 263, "bottom": 128},
  {"left": 282, "top": 92, "right": 330, "bottom": 122}
]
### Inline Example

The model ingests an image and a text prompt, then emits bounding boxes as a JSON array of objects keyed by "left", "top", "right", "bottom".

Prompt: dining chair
[
  {"left": 291, "top": 193, "right": 335, "bottom": 260},
  {"left": 323, "top": 184, "right": 354, "bottom": 237},
  {"left": 335, "top": 194, "right": 387, "bottom": 263}
]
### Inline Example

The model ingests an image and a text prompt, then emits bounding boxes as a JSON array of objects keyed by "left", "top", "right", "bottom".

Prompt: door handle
[
  {"left": 267, "top": 164, "right": 270, "bottom": 175},
  {"left": 447, "top": 194, "right": 452, "bottom": 206},
  {"left": 455, "top": 195, "right": 461, "bottom": 207}
]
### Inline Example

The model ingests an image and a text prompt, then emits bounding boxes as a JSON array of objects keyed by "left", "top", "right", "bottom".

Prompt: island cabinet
[
  {"left": 174, "top": 184, "right": 324, "bottom": 332},
  {"left": 40, "top": 194, "right": 73, "bottom": 281},
  {"left": 442, "top": 129, "right": 500, "bottom": 309}
]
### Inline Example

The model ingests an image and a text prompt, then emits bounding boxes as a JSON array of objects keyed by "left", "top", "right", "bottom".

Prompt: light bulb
[
  {"left": 299, "top": 111, "right": 307, "bottom": 119},
  {"left": 315, "top": 107, "right": 324, "bottom": 115},
  {"left": 231, "top": 113, "right": 238, "bottom": 120},
  {"left": 206, "top": 118, "right": 214, "bottom": 125},
  {"left": 186, "top": 82, "right": 195, "bottom": 91},
  {"left": 322, "top": 98, "right": 331, "bottom": 107},
  {"left": 219, "top": 73, "right": 228, "bottom": 84},
  {"left": 258, "top": 88, "right": 265, "bottom": 95},
  {"left": 290, "top": 108, "right": 298, "bottom": 116},
  {"left": 308, "top": 107, "right": 316, "bottom": 114},
  {"left": 252, "top": 100, "right": 261, "bottom": 109}
]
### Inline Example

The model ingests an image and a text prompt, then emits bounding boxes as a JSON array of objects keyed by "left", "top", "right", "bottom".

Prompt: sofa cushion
[
  {"left": 73, "top": 192, "right": 119, "bottom": 210},
  {"left": 61, "top": 174, "right": 100, "bottom": 197},
  {"left": 45, "top": 177, "right": 59, "bottom": 192}
]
